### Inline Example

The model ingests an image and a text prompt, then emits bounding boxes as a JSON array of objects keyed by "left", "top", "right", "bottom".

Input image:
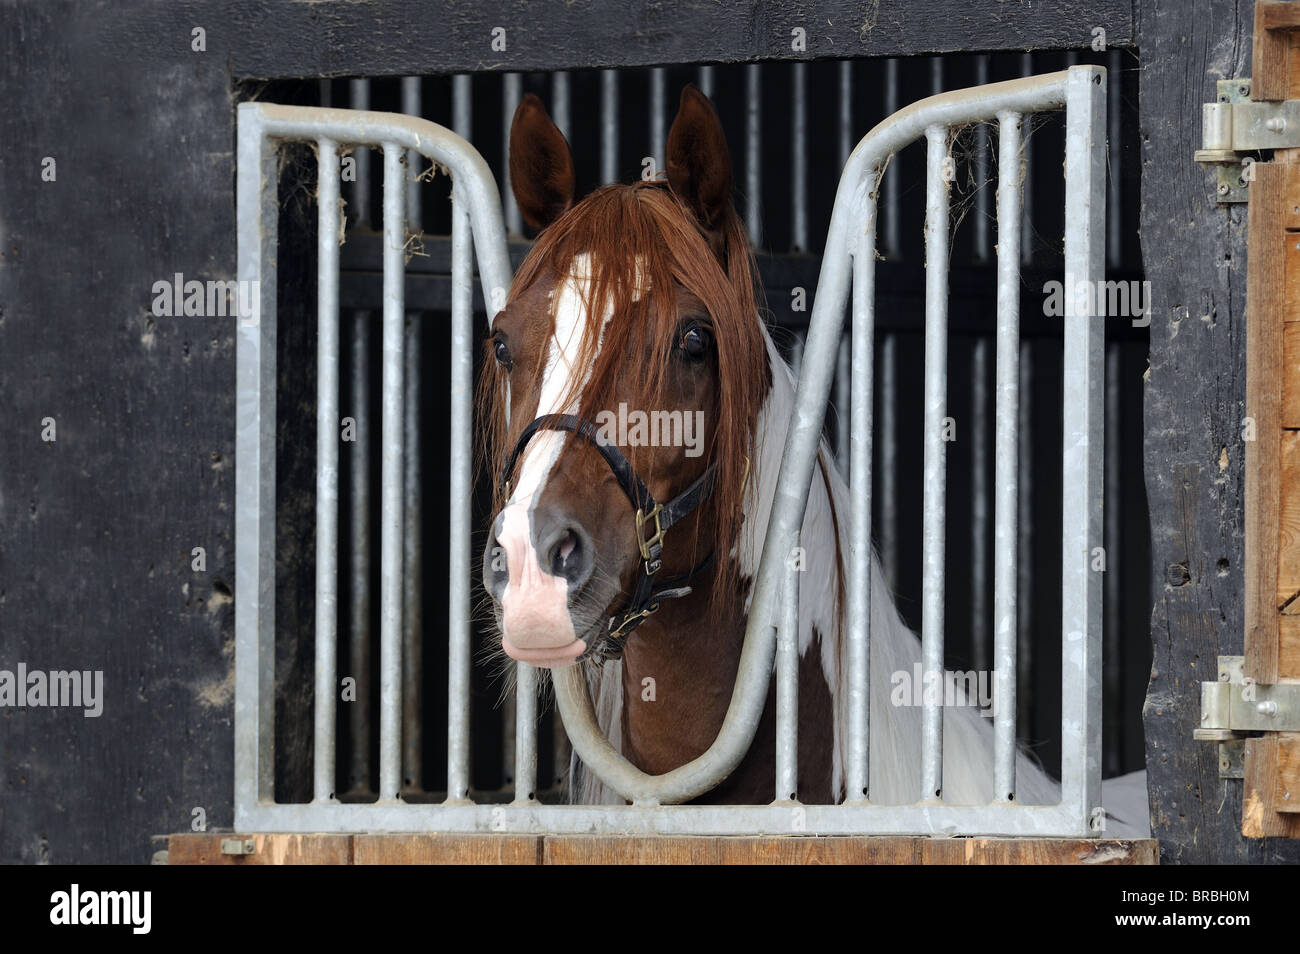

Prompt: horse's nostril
[
  {"left": 549, "top": 529, "right": 580, "bottom": 577},
  {"left": 544, "top": 525, "right": 592, "bottom": 587}
]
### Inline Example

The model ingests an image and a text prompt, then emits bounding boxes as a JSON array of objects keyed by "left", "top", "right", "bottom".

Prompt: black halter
[{"left": 499, "top": 413, "right": 718, "bottom": 661}]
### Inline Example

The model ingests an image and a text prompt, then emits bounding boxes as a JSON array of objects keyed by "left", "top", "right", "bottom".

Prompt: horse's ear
[
  {"left": 666, "top": 84, "right": 733, "bottom": 234},
  {"left": 508, "top": 93, "right": 575, "bottom": 232}
]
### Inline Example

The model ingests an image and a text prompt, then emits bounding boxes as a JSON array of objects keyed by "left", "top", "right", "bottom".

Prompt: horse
[{"left": 479, "top": 85, "right": 1146, "bottom": 830}]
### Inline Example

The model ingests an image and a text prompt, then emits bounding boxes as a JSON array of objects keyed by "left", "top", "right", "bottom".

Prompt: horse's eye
[
  {"left": 679, "top": 325, "right": 711, "bottom": 359},
  {"left": 493, "top": 337, "right": 513, "bottom": 369}
]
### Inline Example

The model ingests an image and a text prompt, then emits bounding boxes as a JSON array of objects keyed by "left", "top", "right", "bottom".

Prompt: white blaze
[{"left": 497, "top": 254, "right": 615, "bottom": 656}]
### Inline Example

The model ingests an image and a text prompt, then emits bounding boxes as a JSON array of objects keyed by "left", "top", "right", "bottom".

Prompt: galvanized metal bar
[
  {"left": 846, "top": 182, "right": 878, "bottom": 803},
  {"left": 552, "top": 69, "right": 1097, "bottom": 808},
  {"left": 240, "top": 798, "right": 1092, "bottom": 836},
  {"left": 400, "top": 76, "right": 423, "bottom": 795},
  {"left": 379, "top": 142, "right": 406, "bottom": 801},
  {"left": 503, "top": 73, "right": 523, "bottom": 234},
  {"left": 235, "top": 105, "right": 280, "bottom": 823},
  {"left": 993, "top": 109, "right": 1024, "bottom": 803},
  {"left": 1016, "top": 340, "right": 1034, "bottom": 735},
  {"left": 879, "top": 334, "right": 899, "bottom": 584},
  {"left": 347, "top": 310, "right": 372, "bottom": 796},
  {"left": 881, "top": 59, "right": 901, "bottom": 259},
  {"left": 792, "top": 61, "right": 808, "bottom": 251},
  {"left": 402, "top": 312, "right": 423, "bottom": 793},
  {"left": 839, "top": 59, "right": 854, "bottom": 166},
  {"left": 313, "top": 137, "right": 341, "bottom": 805},
  {"left": 651, "top": 67, "right": 667, "bottom": 173},
  {"left": 745, "top": 63, "right": 762, "bottom": 245},
  {"left": 401, "top": 77, "right": 423, "bottom": 232},
  {"left": 349, "top": 80, "right": 371, "bottom": 228},
  {"left": 790, "top": 331, "right": 805, "bottom": 378},
  {"left": 1107, "top": 49, "right": 1122, "bottom": 269},
  {"left": 775, "top": 537, "right": 800, "bottom": 802},
  {"left": 602, "top": 70, "right": 618, "bottom": 185},
  {"left": 835, "top": 336, "right": 851, "bottom": 477},
  {"left": 1020, "top": 54, "right": 1035, "bottom": 266},
  {"left": 452, "top": 75, "right": 472, "bottom": 141},
  {"left": 974, "top": 55, "right": 992, "bottom": 263},
  {"left": 1060, "top": 66, "right": 1106, "bottom": 833},
  {"left": 552, "top": 72, "right": 571, "bottom": 140},
  {"left": 697, "top": 64, "right": 715, "bottom": 99},
  {"left": 1104, "top": 343, "right": 1121, "bottom": 776},
  {"left": 514, "top": 664, "right": 539, "bottom": 803},
  {"left": 446, "top": 201, "right": 474, "bottom": 803},
  {"left": 920, "top": 123, "right": 950, "bottom": 801},
  {"left": 970, "top": 335, "right": 990, "bottom": 676}
]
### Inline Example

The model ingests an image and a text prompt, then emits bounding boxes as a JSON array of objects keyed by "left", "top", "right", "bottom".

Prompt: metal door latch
[
  {"left": 1197, "top": 656, "right": 1300, "bottom": 777},
  {"left": 1195, "top": 79, "right": 1265, "bottom": 203},
  {"left": 220, "top": 837, "right": 257, "bottom": 856}
]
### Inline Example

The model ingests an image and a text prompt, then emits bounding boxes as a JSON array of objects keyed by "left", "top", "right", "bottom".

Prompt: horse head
[{"left": 479, "top": 86, "right": 770, "bottom": 669}]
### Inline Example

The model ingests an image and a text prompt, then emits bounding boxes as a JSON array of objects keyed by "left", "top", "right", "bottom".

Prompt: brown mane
[{"left": 477, "top": 178, "right": 771, "bottom": 617}]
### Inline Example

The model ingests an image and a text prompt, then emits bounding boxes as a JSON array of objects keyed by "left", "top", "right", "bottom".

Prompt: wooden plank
[
  {"left": 1278, "top": 430, "right": 1300, "bottom": 611},
  {"left": 1283, "top": 616, "right": 1300, "bottom": 675},
  {"left": 167, "top": 834, "right": 352, "bottom": 865},
  {"left": 1245, "top": 163, "right": 1289, "bottom": 683},
  {"left": 1255, "top": 1, "right": 1298, "bottom": 101},
  {"left": 1283, "top": 324, "right": 1300, "bottom": 428},
  {"left": 97, "top": 0, "right": 1134, "bottom": 81},
  {"left": 1243, "top": 737, "right": 1300, "bottom": 835},
  {"left": 1277, "top": 734, "right": 1300, "bottom": 812},
  {"left": 962, "top": 839, "right": 1158, "bottom": 865},
  {"left": 539, "top": 835, "right": 1156, "bottom": 865},
  {"left": 353, "top": 834, "right": 543, "bottom": 864}
]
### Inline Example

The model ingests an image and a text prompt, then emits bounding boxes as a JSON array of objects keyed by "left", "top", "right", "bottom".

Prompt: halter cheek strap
[{"left": 499, "top": 412, "right": 719, "bottom": 661}]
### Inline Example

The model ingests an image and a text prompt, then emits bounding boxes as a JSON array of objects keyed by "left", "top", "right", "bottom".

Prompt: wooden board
[
  {"left": 106, "top": 0, "right": 1134, "bottom": 81},
  {"left": 165, "top": 833, "right": 1157, "bottom": 865},
  {"left": 167, "top": 834, "right": 352, "bottom": 865},
  {"left": 1243, "top": 737, "right": 1300, "bottom": 835},
  {"left": 353, "top": 834, "right": 543, "bottom": 865}
]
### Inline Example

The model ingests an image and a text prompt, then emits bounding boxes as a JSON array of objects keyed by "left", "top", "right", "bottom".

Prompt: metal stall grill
[{"left": 235, "top": 65, "right": 1106, "bottom": 835}]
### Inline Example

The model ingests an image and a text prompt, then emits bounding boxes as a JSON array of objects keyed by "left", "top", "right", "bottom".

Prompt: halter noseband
[{"left": 499, "top": 413, "right": 719, "bottom": 662}]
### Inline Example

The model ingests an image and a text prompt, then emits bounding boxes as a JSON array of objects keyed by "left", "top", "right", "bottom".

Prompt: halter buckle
[
  {"left": 607, "top": 601, "right": 661, "bottom": 642},
  {"left": 635, "top": 503, "right": 665, "bottom": 565}
]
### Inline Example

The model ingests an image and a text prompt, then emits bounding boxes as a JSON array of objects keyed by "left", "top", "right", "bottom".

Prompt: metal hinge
[
  {"left": 1197, "top": 656, "right": 1300, "bottom": 777},
  {"left": 1195, "top": 80, "right": 1262, "bottom": 203}
]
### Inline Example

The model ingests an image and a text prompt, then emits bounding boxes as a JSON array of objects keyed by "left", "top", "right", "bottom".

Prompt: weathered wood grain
[
  {"left": 98, "top": 1, "right": 1133, "bottom": 81},
  {"left": 353, "top": 833, "right": 543, "bottom": 864},
  {"left": 1243, "top": 737, "right": 1300, "bottom": 835},
  {"left": 168, "top": 834, "right": 352, "bottom": 865}
]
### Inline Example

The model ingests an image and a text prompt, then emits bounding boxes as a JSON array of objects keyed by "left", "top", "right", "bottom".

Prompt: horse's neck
[
  {"left": 739, "top": 333, "right": 847, "bottom": 689},
  {"left": 611, "top": 330, "right": 849, "bottom": 774}
]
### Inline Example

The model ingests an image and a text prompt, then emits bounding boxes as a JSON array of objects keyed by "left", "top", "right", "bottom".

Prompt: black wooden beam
[{"left": 106, "top": 0, "right": 1133, "bottom": 80}]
